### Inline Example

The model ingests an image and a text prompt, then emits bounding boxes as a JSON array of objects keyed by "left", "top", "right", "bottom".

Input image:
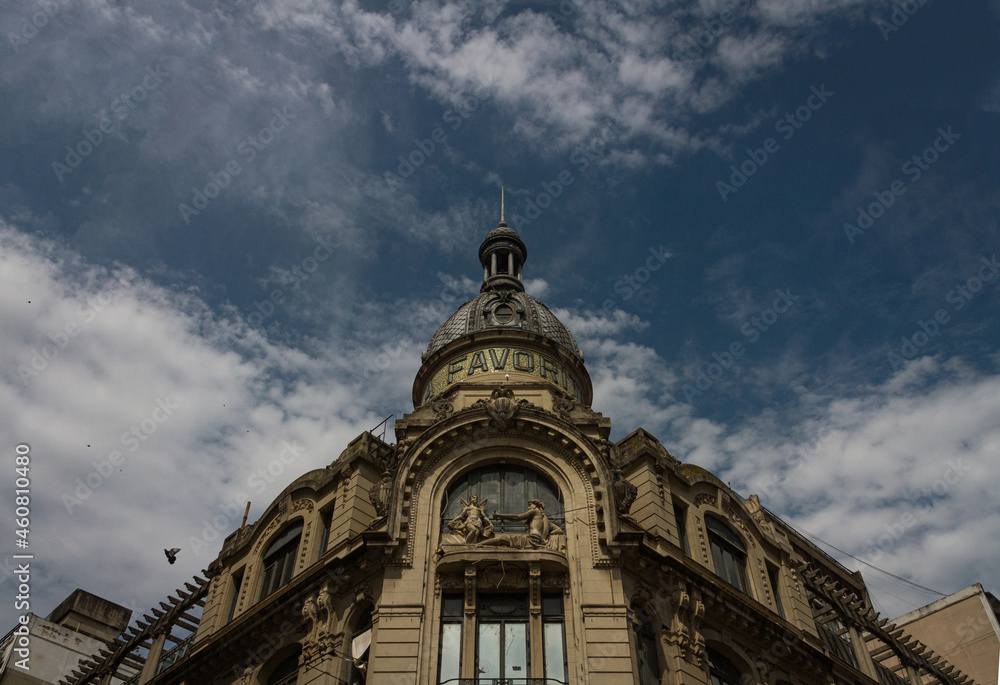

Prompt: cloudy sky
[{"left": 1, "top": 0, "right": 999, "bottom": 631}]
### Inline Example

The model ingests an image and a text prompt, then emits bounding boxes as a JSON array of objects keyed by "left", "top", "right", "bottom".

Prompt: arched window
[
  {"left": 441, "top": 464, "right": 563, "bottom": 524},
  {"left": 707, "top": 648, "right": 743, "bottom": 685},
  {"left": 259, "top": 521, "right": 302, "bottom": 599},
  {"left": 347, "top": 608, "right": 372, "bottom": 685},
  {"left": 265, "top": 649, "right": 300, "bottom": 685},
  {"left": 705, "top": 515, "right": 749, "bottom": 594},
  {"left": 630, "top": 604, "right": 661, "bottom": 685}
]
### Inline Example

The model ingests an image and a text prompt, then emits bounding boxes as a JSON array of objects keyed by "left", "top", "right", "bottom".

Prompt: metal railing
[{"left": 156, "top": 634, "right": 195, "bottom": 674}]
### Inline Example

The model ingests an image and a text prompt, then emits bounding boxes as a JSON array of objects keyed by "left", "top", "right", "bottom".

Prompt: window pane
[
  {"left": 478, "top": 622, "right": 501, "bottom": 679},
  {"left": 542, "top": 595, "right": 563, "bottom": 617},
  {"left": 439, "top": 623, "right": 462, "bottom": 682},
  {"left": 704, "top": 516, "right": 746, "bottom": 553},
  {"left": 506, "top": 468, "right": 526, "bottom": 514},
  {"left": 505, "top": 623, "right": 528, "bottom": 678},
  {"left": 442, "top": 596, "right": 463, "bottom": 617},
  {"left": 674, "top": 505, "right": 689, "bottom": 555},
  {"left": 479, "top": 469, "right": 502, "bottom": 509},
  {"left": 544, "top": 622, "right": 566, "bottom": 682},
  {"left": 768, "top": 566, "right": 785, "bottom": 618},
  {"left": 442, "top": 466, "right": 563, "bottom": 521}
]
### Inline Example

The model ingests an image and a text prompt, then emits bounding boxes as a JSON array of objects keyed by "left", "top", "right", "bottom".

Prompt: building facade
[
  {"left": 0, "top": 590, "right": 131, "bottom": 685},
  {"left": 62, "top": 220, "right": 984, "bottom": 685},
  {"left": 892, "top": 585, "right": 1000, "bottom": 685}
]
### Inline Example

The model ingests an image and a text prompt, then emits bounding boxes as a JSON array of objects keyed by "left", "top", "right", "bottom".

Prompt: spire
[
  {"left": 500, "top": 184, "right": 505, "bottom": 225},
  {"left": 478, "top": 195, "right": 526, "bottom": 293}
]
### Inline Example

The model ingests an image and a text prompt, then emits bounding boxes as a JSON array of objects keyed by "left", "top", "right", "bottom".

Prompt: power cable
[{"left": 775, "top": 514, "right": 945, "bottom": 597}]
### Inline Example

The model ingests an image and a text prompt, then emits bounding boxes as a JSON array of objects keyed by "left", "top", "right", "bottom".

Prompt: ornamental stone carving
[
  {"left": 665, "top": 580, "right": 706, "bottom": 665},
  {"left": 612, "top": 469, "right": 638, "bottom": 516},
  {"left": 443, "top": 495, "right": 494, "bottom": 544},
  {"left": 473, "top": 384, "right": 531, "bottom": 430},
  {"left": 478, "top": 563, "right": 527, "bottom": 588},
  {"left": 430, "top": 398, "right": 454, "bottom": 420},
  {"left": 369, "top": 471, "right": 393, "bottom": 520},
  {"left": 478, "top": 499, "right": 564, "bottom": 550},
  {"left": 694, "top": 493, "right": 717, "bottom": 508},
  {"left": 552, "top": 395, "right": 577, "bottom": 419},
  {"left": 302, "top": 582, "right": 338, "bottom": 659}
]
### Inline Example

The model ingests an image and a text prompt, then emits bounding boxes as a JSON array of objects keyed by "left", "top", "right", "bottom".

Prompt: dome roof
[{"left": 424, "top": 290, "right": 583, "bottom": 361}]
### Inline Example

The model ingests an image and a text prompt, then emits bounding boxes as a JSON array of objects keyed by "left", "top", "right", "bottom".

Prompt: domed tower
[{"left": 412, "top": 216, "right": 593, "bottom": 411}]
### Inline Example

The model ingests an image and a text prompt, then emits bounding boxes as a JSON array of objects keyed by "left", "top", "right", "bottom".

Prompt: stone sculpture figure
[
  {"left": 446, "top": 494, "right": 494, "bottom": 544},
  {"left": 612, "top": 468, "right": 638, "bottom": 515},
  {"left": 479, "top": 499, "right": 563, "bottom": 548},
  {"left": 369, "top": 471, "right": 393, "bottom": 519}
]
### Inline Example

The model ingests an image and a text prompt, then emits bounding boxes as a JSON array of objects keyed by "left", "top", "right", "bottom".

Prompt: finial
[{"left": 500, "top": 184, "right": 505, "bottom": 224}]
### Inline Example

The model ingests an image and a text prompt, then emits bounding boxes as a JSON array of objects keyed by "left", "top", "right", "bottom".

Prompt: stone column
[{"left": 138, "top": 632, "right": 167, "bottom": 683}]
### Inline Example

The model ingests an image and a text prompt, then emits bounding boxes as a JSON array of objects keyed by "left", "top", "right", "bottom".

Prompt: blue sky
[{"left": 1, "top": 0, "right": 998, "bottom": 630}]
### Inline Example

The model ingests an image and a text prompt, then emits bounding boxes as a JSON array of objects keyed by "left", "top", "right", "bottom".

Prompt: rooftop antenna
[{"left": 500, "top": 184, "right": 505, "bottom": 225}]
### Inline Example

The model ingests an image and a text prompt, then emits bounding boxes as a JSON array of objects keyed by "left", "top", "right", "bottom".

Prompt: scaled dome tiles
[{"left": 424, "top": 290, "right": 583, "bottom": 361}]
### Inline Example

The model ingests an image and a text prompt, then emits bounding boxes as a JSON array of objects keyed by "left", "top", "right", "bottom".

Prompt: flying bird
[{"left": 164, "top": 548, "right": 180, "bottom": 564}]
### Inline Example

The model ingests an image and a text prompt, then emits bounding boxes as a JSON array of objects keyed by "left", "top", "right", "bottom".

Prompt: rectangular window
[
  {"left": 767, "top": 564, "right": 785, "bottom": 618},
  {"left": 226, "top": 569, "right": 243, "bottom": 623},
  {"left": 316, "top": 507, "right": 332, "bottom": 561},
  {"left": 476, "top": 594, "right": 529, "bottom": 678},
  {"left": 543, "top": 594, "right": 566, "bottom": 683},
  {"left": 438, "top": 595, "right": 463, "bottom": 682},
  {"left": 674, "top": 504, "right": 689, "bottom": 555}
]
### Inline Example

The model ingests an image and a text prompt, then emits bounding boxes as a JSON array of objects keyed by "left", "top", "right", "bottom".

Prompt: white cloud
[
  {"left": 554, "top": 303, "right": 1000, "bottom": 617},
  {"left": 0, "top": 223, "right": 388, "bottom": 626}
]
